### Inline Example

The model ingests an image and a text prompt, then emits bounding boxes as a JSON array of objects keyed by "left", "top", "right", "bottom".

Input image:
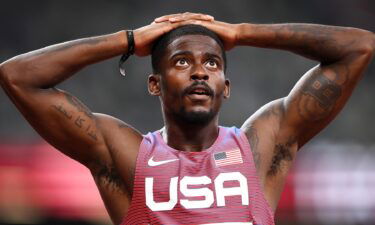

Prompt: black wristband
[{"left": 119, "top": 30, "right": 135, "bottom": 76}]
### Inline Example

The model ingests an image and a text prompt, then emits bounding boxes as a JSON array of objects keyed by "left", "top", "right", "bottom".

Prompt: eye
[
  {"left": 205, "top": 59, "right": 218, "bottom": 69},
  {"left": 176, "top": 58, "right": 189, "bottom": 67}
]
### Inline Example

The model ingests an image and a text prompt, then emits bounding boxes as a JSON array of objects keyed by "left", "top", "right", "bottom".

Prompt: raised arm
[
  {"left": 0, "top": 31, "right": 128, "bottom": 168},
  {"left": 172, "top": 18, "right": 375, "bottom": 144},
  {"left": 0, "top": 19, "right": 201, "bottom": 169},
  {"left": 235, "top": 23, "right": 375, "bottom": 147},
  {"left": 237, "top": 23, "right": 375, "bottom": 211}
]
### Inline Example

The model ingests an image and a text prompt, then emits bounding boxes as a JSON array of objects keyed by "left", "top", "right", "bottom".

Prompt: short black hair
[{"left": 151, "top": 24, "right": 227, "bottom": 74}]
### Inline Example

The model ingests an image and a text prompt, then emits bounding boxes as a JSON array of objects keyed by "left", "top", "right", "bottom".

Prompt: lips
[
  {"left": 189, "top": 87, "right": 211, "bottom": 96},
  {"left": 184, "top": 85, "right": 213, "bottom": 102},
  {"left": 184, "top": 82, "right": 214, "bottom": 97},
  {"left": 182, "top": 82, "right": 214, "bottom": 102}
]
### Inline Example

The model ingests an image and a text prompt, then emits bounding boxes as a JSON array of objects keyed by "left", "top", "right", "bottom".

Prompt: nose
[{"left": 190, "top": 65, "right": 209, "bottom": 81}]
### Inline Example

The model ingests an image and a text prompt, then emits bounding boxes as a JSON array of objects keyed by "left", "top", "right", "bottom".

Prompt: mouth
[
  {"left": 188, "top": 87, "right": 211, "bottom": 96},
  {"left": 182, "top": 82, "right": 214, "bottom": 102},
  {"left": 185, "top": 82, "right": 213, "bottom": 96},
  {"left": 186, "top": 86, "right": 213, "bottom": 101}
]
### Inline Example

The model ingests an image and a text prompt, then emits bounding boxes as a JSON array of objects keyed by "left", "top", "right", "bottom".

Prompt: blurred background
[{"left": 0, "top": 0, "right": 374, "bottom": 224}]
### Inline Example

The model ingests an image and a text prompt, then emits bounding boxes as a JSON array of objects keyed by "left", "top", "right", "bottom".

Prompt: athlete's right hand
[
  {"left": 133, "top": 21, "right": 177, "bottom": 56},
  {"left": 134, "top": 12, "right": 214, "bottom": 56}
]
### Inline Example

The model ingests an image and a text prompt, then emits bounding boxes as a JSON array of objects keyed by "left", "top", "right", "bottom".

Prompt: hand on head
[
  {"left": 153, "top": 12, "right": 238, "bottom": 51},
  {"left": 153, "top": 12, "right": 214, "bottom": 23},
  {"left": 134, "top": 12, "right": 238, "bottom": 57}
]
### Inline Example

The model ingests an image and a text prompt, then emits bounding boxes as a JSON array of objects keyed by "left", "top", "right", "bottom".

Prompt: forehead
[{"left": 165, "top": 34, "right": 222, "bottom": 57}]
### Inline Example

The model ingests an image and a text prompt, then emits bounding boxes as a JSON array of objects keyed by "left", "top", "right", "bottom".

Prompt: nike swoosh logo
[{"left": 148, "top": 156, "right": 179, "bottom": 167}]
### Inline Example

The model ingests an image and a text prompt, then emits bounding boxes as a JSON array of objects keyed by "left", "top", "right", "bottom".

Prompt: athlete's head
[
  {"left": 151, "top": 25, "right": 227, "bottom": 74},
  {"left": 148, "top": 25, "right": 230, "bottom": 125}
]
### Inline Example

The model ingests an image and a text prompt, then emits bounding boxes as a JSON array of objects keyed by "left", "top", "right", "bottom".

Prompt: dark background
[
  {"left": 0, "top": 0, "right": 374, "bottom": 224},
  {"left": 1, "top": 0, "right": 374, "bottom": 143}
]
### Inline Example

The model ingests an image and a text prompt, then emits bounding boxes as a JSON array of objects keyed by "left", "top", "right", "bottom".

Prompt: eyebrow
[
  {"left": 169, "top": 50, "right": 192, "bottom": 60},
  {"left": 169, "top": 51, "right": 223, "bottom": 61},
  {"left": 204, "top": 52, "right": 222, "bottom": 61}
]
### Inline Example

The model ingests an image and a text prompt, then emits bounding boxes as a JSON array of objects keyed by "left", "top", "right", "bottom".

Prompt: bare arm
[
  {"left": 225, "top": 22, "right": 374, "bottom": 209},
  {"left": 236, "top": 22, "right": 375, "bottom": 210},
  {"left": 235, "top": 23, "right": 375, "bottom": 146},
  {"left": 0, "top": 32, "right": 128, "bottom": 168},
  {"left": 0, "top": 19, "right": 205, "bottom": 169}
]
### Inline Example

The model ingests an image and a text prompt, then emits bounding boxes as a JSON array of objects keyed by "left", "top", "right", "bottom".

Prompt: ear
[
  {"left": 148, "top": 74, "right": 161, "bottom": 96},
  {"left": 223, "top": 79, "right": 230, "bottom": 99}
]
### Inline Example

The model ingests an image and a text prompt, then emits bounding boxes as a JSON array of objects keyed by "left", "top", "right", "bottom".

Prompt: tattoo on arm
[
  {"left": 273, "top": 24, "right": 355, "bottom": 63},
  {"left": 65, "top": 93, "right": 94, "bottom": 118},
  {"left": 50, "top": 92, "right": 98, "bottom": 141},
  {"left": 75, "top": 116, "right": 85, "bottom": 128},
  {"left": 297, "top": 70, "right": 343, "bottom": 121},
  {"left": 302, "top": 73, "right": 342, "bottom": 109},
  {"left": 52, "top": 104, "right": 72, "bottom": 119}
]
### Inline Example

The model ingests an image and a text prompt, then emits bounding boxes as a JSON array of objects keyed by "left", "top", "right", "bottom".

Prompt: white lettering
[
  {"left": 180, "top": 176, "right": 214, "bottom": 209},
  {"left": 145, "top": 176, "right": 178, "bottom": 211},
  {"left": 145, "top": 172, "right": 249, "bottom": 211},
  {"left": 215, "top": 172, "right": 249, "bottom": 207}
]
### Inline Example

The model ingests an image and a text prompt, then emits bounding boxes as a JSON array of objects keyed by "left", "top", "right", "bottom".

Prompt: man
[{"left": 0, "top": 12, "right": 374, "bottom": 225}]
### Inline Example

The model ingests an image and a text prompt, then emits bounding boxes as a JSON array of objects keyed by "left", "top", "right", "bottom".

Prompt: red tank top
[{"left": 121, "top": 126, "right": 274, "bottom": 225}]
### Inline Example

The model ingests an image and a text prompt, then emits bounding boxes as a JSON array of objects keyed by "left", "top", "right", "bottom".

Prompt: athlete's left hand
[{"left": 153, "top": 12, "right": 239, "bottom": 51}]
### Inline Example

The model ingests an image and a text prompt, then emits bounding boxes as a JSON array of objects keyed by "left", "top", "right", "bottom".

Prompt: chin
[{"left": 175, "top": 108, "right": 216, "bottom": 125}]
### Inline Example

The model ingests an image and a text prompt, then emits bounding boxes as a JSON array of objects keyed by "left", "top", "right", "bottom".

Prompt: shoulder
[
  {"left": 241, "top": 98, "right": 285, "bottom": 139},
  {"left": 94, "top": 113, "right": 143, "bottom": 151},
  {"left": 91, "top": 113, "right": 143, "bottom": 168}
]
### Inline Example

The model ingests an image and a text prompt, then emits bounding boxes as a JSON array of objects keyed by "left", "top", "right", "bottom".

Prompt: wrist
[
  {"left": 119, "top": 30, "right": 135, "bottom": 76},
  {"left": 126, "top": 30, "right": 135, "bottom": 55},
  {"left": 234, "top": 23, "right": 244, "bottom": 46},
  {"left": 235, "top": 23, "right": 256, "bottom": 46}
]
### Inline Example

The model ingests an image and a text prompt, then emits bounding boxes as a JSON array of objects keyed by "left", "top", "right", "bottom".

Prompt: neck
[{"left": 162, "top": 117, "right": 220, "bottom": 152}]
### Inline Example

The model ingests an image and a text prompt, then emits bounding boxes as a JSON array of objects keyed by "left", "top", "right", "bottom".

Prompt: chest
[{"left": 140, "top": 148, "right": 253, "bottom": 211}]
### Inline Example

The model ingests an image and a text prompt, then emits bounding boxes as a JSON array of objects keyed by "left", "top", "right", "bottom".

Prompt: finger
[
  {"left": 205, "top": 15, "right": 214, "bottom": 21},
  {"left": 170, "top": 19, "right": 207, "bottom": 28},
  {"left": 182, "top": 12, "right": 214, "bottom": 21},
  {"left": 154, "top": 12, "right": 206, "bottom": 23},
  {"left": 156, "top": 12, "right": 214, "bottom": 23},
  {"left": 169, "top": 14, "right": 214, "bottom": 23},
  {"left": 154, "top": 13, "right": 182, "bottom": 23}
]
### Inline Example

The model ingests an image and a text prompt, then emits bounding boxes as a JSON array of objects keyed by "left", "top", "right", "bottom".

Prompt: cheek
[
  {"left": 213, "top": 79, "right": 227, "bottom": 97},
  {"left": 161, "top": 75, "right": 186, "bottom": 99}
]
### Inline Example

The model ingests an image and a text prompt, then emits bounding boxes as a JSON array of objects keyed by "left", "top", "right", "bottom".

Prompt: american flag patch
[{"left": 214, "top": 148, "right": 243, "bottom": 167}]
